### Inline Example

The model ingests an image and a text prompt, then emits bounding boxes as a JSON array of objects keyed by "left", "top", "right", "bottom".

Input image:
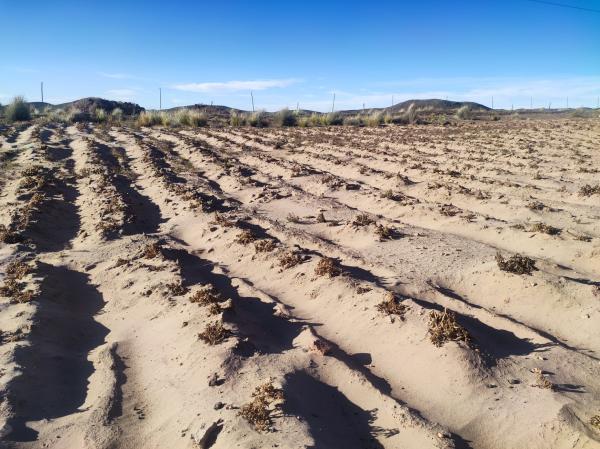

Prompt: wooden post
[
  {"left": 331, "top": 93, "right": 335, "bottom": 113},
  {"left": 159, "top": 88, "right": 162, "bottom": 110},
  {"left": 41, "top": 82, "right": 44, "bottom": 103},
  {"left": 251, "top": 91, "right": 255, "bottom": 112}
]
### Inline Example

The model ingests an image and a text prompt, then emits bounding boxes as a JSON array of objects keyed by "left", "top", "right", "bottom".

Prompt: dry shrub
[
  {"left": 254, "top": 239, "right": 276, "bottom": 253},
  {"left": 0, "top": 279, "right": 34, "bottom": 303},
  {"left": 0, "top": 225, "right": 22, "bottom": 244},
  {"left": 376, "top": 292, "right": 407, "bottom": 318},
  {"left": 143, "top": 242, "right": 162, "bottom": 259},
  {"left": 198, "top": 321, "right": 229, "bottom": 345},
  {"left": 235, "top": 229, "right": 255, "bottom": 245},
  {"left": 579, "top": 184, "right": 600, "bottom": 197},
  {"left": 279, "top": 251, "right": 302, "bottom": 269},
  {"left": 314, "top": 257, "right": 340, "bottom": 277},
  {"left": 531, "top": 368, "right": 554, "bottom": 390},
  {"left": 211, "top": 212, "right": 235, "bottom": 227},
  {"left": 428, "top": 309, "right": 471, "bottom": 347},
  {"left": 286, "top": 213, "right": 301, "bottom": 223},
  {"left": 495, "top": 252, "right": 536, "bottom": 274},
  {"left": 6, "top": 261, "right": 30, "bottom": 279},
  {"left": 167, "top": 281, "right": 187, "bottom": 296},
  {"left": 316, "top": 212, "right": 326, "bottom": 223},
  {"left": 353, "top": 213, "right": 374, "bottom": 227},
  {"left": 375, "top": 224, "right": 394, "bottom": 241},
  {"left": 530, "top": 222, "right": 561, "bottom": 235},
  {"left": 590, "top": 415, "right": 600, "bottom": 431},
  {"left": 239, "top": 381, "right": 284, "bottom": 432},
  {"left": 190, "top": 286, "right": 221, "bottom": 306}
]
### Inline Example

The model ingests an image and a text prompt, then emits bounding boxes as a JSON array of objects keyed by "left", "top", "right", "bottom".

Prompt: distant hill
[
  {"left": 52, "top": 97, "right": 144, "bottom": 115},
  {"left": 388, "top": 99, "right": 490, "bottom": 112}
]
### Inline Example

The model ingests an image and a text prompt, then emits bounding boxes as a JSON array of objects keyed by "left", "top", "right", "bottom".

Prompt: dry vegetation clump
[
  {"left": 531, "top": 368, "right": 554, "bottom": 390},
  {"left": 316, "top": 212, "right": 326, "bottom": 223},
  {"left": 590, "top": 415, "right": 600, "bottom": 431},
  {"left": 375, "top": 224, "right": 394, "bottom": 241},
  {"left": 314, "top": 257, "right": 341, "bottom": 277},
  {"left": 376, "top": 292, "right": 408, "bottom": 318},
  {"left": 254, "top": 239, "right": 277, "bottom": 253},
  {"left": 239, "top": 381, "right": 284, "bottom": 432},
  {"left": 190, "top": 286, "right": 222, "bottom": 306},
  {"left": 428, "top": 309, "right": 471, "bottom": 347},
  {"left": 211, "top": 212, "right": 236, "bottom": 227},
  {"left": 579, "top": 184, "right": 600, "bottom": 197},
  {"left": 278, "top": 251, "right": 303, "bottom": 269},
  {"left": 235, "top": 229, "right": 255, "bottom": 245},
  {"left": 143, "top": 241, "right": 162, "bottom": 259},
  {"left": 166, "top": 281, "right": 187, "bottom": 296},
  {"left": 352, "top": 213, "right": 374, "bottom": 227},
  {"left": 0, "top": 260, "right": 34, "bottom": 303},
  {"left": 529, "top": 222, "right": 561, "bottom": 235},
  {"left": 0, "top": 224, "right": 22, "bottom": 244},
  {"left": 198, "top": 321, "right": 230, "bottom": 345},
  {"left": 286, "top": 213, "right": 301, "bottom": 223},
  {"left": 495, "top": 252, "right": 536, "bottom": 274}
]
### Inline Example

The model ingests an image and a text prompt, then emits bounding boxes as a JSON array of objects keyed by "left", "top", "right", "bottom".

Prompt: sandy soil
[{"left": 0, "top": 118, "right": 599, "bottom": 449}]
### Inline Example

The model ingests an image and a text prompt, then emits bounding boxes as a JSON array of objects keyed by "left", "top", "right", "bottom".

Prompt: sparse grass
[
  {"left": 198, "top": 321, "right": 230, "bottom": 345},
  {"left": 6, "top": 261, "right": 30, "bottom": 279},
  {"left": 314, "top": 257, "right": 340, "bottom": 277},
  {"left": 495, "top": 252, "right": 536, "bottom": 274},
  {"left": 375, "top": 224, "right": 394, "bottom": 241},
  {"left": 230, "top": 110, "right": 246, "bottom": 126},
  {"left": 286, "top": 213, "right": 301, "bottom": 223},
  {"left": 211, "top": 212, "right": 236, "bottom": 227},
  {"left": 376, "top": 292, "right": 407, "bottom": 318},
  {"left": 239, "top": 381, "right": 284, "bottom": 432},
  {"left": 190, "top": 286, "right": 222, "bottom": 306},
  {"left": 5, "top": 96, "right": 31, "bottom": 122},
  {"left": 0, "top": 224, "right": 22, "bottom": 244},
  {"left": 428, "top": 308, "right": 471, "bottom": 347},
  {"left": 278, "top": 251, "right": 302, "bottom": 269}
]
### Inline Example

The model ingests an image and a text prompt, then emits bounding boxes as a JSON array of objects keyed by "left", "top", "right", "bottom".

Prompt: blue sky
[{"left": 1, "top": 0, "right": 599, "bottom": 111}]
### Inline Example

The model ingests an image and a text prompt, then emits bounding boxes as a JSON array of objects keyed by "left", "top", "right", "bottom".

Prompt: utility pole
[
  {"left": 159, "top": 88, "right": 162, "bottom": 110},
  {"left": 548, "top": 101, "right": 551, "bottom": 110},
  {"left": 251, "top": 91, "right": 255, "bottom": 112},
  {"left": 331, "top": 93, "right": 335, "bottom": 113},
  {"left": 41, "top": 82, "right": 44, "bottom": 103},
  {"left": 530, "top": 97, "right": 533, "bottom": 109},
  {"left": 566, "top": 97, "right": 569, "bottom": 109},
  {"left": 491, "top": 96, "right": 494, "bottom": 109}
]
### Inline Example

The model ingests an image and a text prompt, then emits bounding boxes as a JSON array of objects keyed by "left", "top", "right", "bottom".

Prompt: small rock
[{"left": 213, "top": 402, "right": 224, "bottom": 410}]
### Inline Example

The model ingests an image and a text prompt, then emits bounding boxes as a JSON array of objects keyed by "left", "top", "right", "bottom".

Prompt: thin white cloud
[{"left": 172, "top": 78, "right": 301, "bottom": 93}]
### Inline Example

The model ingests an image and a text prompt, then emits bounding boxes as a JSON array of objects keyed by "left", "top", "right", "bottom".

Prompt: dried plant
[
  {"left": 375, "top": 224, "right": 394, "bottom": 241},
  {"left": 235, "top": 229, "right": 255, "bottom": 245},
  {"left": 278, "top": 251, "right": 303, "bottom": 269},
  {"left": 376, "top": 292, "right": 407, "bottom": 318},
  {"left": 316, "top": 212, "right": 326, "bottom": 223},
  {"left": 198, "top": 321, "right": 230, "bottom": 345},
  {"left": 353, "top": 213, "right": 374, "bottom": 227},
  {"left": 211, "top": 212, "right": 235, "bottom": 227},
  {"left": 5, "top": 261, "right": 30, "bottom": 279},
  {"left": 590, "top": 415, "right": 600, "bottom": 431},
  {"left": 314, "top": 257, "right": 340, "bottom": 277},
  {"left": 286, "top": 213, "right": 301, "bottom": 223},
  {"left": 167, "top": 281, "right": 187, "bottom": 296},
  {"left": 579, "top": 184, "right": 600, "bottom": 197},
  {"left": 428, "top": 308, "right": 471, "bottom": 347},
  {"left": 143, "top": 241, "right": 162, "bottom": 259},
  {"left": 531, "top": 368, "right": 554, "bottom": 390},
  {"left": 239, "top": 381, "right": 284, "bottom": 432},
  {"left": 190, "top": 286, "right": 222, "bottom": 306},
  {"left": 530, "top": 222, "right": 561, "bottom": 235},
  {"left": 495, "top": 252, "right": 536, "bottom": 274},
  {"left": 254, "top": 239, "right": 276, "bottom": 253},
  {"left": 0, "top": 225, "right": 22, "bottom": 244}
]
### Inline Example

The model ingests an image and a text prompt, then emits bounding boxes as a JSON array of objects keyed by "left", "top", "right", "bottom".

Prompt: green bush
[
  {"left": 456, "top": 105, "right": 471, "bottom": 120},
  {"left": 230, "top": 110, "right": 246, "bottom": 126},
  {"left": 111, "top": 108, "right": 123, "bottom": 122},
  {"left": 324, "top": 112, "right": 343, "bottom": 126},
  {"left": 5, "top": 96, "right": 31, "bottom": 122},
  {"left": 95, "top": 108, "right": 107, "bottom": 123},
  {"left": 248, "top": 110, "right": 268, "bottom": 127}
]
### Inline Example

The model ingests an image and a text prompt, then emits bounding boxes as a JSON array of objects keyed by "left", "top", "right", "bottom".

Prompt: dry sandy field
[{"left": 0, "top": 118, "right": 599, "bottom": 449}]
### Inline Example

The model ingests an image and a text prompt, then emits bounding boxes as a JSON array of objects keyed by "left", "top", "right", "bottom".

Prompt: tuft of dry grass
[
  {"left": 167, "top": 282, "right": 187, "bottom": 296},
  {"left": 353, "top": 213, "right": 374, "bottom": 227},
  {"left": 286, "top": 213, "right": 301, "bottom": 223},
  {"left": 579, "top": 184, "right": 600, "bottom": 197},
  {"left": 376, "top": 292, "right": 407, "bottom": 318},
  {"left": 239, "top": 381, "right": 284, "bottom": 432},
  {"left": 529, "top": 222, "right": 561, "bottom": 235},
  {"left": 495, "top": 252, "right": 536, "bottom": 274},
  {"left": 314, "top": 257, "right": 341, "bottom": 277},
  {"left": 143, "top": 241, "right": 162, "bottom": 259},
  {"left": 190, "top": 286, "right": 222, "bottom": 306},
  {"left": 211, "top": 212, "right": 236, "bottom": 227},
  {"left": 428, "top": 308, "right": 471, "bottom": 347},
  {"left": 5, "top": 261, "right": 30, "bottom": 279},
  {"left": 0, "top": 225, "right": 22, "bottom": 244},
  {"left": 375, "top": 224, "right": 394, "bottom": 241},
  {"left": 278, "top": 251, "right": 303, "bottom": 269},
  {"left": 254, "top": 239, "right": 277, "bottom": 253},
  {"left": 235, "top": 229, "right": 255, "bottom": 245},
  {"left": 198, "top": 321, "right": 230, "bottom": 345},
  {"left": 590, "top": 415, "right": 600, "bottom": 431},
  {"left": 531, "top": 368, "right": 554, "bottom": 390}
]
